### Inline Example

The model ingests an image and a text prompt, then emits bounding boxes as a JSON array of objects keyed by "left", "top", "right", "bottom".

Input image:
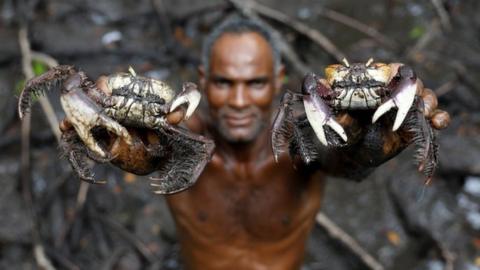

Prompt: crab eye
[{"left": 325, "top": 64, "right": 347, "bottom": 86}]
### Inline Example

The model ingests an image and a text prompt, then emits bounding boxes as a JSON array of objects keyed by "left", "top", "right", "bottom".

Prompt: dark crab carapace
[
  {"left": 18, "top": 65, "right": 215, "bottom": 194},
  {"left": 271, "top": 59, "right": 438, "bottom": 181}
]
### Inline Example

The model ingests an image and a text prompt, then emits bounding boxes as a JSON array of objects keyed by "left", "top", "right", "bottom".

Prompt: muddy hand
[{"left": 418, "top": 87, "right": 450, "bottom": 130}]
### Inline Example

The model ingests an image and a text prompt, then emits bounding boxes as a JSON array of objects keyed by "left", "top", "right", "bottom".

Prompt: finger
[
  {"left": 166, "top": 109, "right": 185, "bottom": 125},
  {"left": 415, "top": 78, "right": 425, "bottom": 96},
  {"left": 430, "top": 109, "right": 450, "bottom": 130},
  {"left": 420, "top": 88, "right": 438, "bottom": 118},
  {"left": 59, "top": 118, "right": 73, "bottom": 132}
]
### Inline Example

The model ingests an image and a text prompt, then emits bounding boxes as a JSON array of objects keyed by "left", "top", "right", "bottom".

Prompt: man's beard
[{"left": 214, "top": 105, "right": 267, "bottom": 144}]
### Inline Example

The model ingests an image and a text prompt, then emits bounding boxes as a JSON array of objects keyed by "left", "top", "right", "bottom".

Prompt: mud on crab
[
  {"left": 18, "top": 65, "right": 214, "bottom": 194},
  {"left": 272, "top": 59, "right": 437, "bottom": 181}
]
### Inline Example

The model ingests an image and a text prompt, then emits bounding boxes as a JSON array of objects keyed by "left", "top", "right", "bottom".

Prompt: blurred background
[{"left": 0, "top": 0, "right": 479, "bottom": 269}]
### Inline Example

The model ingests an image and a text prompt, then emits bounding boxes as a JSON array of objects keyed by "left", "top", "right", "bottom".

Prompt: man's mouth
[{"left": 224, "top": 114, "right": 254, "bottom": 127}]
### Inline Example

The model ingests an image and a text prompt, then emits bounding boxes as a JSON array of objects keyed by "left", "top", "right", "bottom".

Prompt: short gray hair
[{"left": 201, "top": 15, "right": 282, "bottom": 77}]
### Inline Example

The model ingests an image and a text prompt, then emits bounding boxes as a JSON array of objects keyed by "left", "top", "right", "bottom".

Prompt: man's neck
[{"left": 212, "top": 128, "right": 270, "bottom": 164}]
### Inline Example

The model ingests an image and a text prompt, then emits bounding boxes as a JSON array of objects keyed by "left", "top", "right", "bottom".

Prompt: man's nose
[{"left": 228, "top": 84, "right": 249, "bottom": 109}]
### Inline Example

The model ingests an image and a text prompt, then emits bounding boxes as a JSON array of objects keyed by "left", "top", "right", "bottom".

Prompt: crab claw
[
  {"left": 169, "top": 82, "right": 201, "bottom": 120},
  {"left": 372, "top": 65, "right": 417, "bottom": 131},
  {"left": 61, "top": 74, "right": 132, "bottom": 158},
  {"left": 303, "top": 73, "right": 347, "bottom": 146}
]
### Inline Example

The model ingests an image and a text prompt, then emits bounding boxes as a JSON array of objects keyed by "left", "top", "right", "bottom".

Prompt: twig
[
  {"left": 230, "top": 0, "right": 346, "bottom": 62},
  {"left": 386, "top": 181, "right": 457, "bottom": 269},
  {"left": 31, "top": 51, "right": 59, "bottom": 68},
  {"left": 94, "top": 212, "right": 157, "bottom": 263},
  {"left": 150, "top": 0, "right": 174, "bottom": 42},
  {"left": 55, "top": 180, "right": 91, "bottom": 247},
  {"left": 434, "top": 79, "right": 457, "bottom": 97},
  {"left": 175, "top": 2, "right": 230, "bottom": 22},
  {"left": 316, "top": 7, "right": 397, "bottom": 50},
  {"left": 440, "top": 243, "right": 456, "bottom": 270},
  {"left": 88, "top": 209, "right": 112, "bottom": 258},
  {"left": 30, "top": 51, "right": 61, "bottom": 142},
  {"left": 18, "top": 26, "right": 56, "bottom": 270},
  {"left": 76, "top": 181, "right": 90, "bottom": 210},
  {"left": 227, "top": 0, "right": 310, "bottom": 75},
  {"left": 254, "top": 2, "right": 346, "bottom": 62},
  {"left": 100, "top": 247, "right": 129, "bottom": 270},
  {"left": 430, "top": 0, "right": 452, "bottom": 31},
  {"left": 45, "top": 247, "right": 81, "bottom": 270},
  {"left": 406, "top": 19, "right": 440, "bottom": 60},
  {"left": 34, "top": 245, "right": 56, "bottom": 270},
  {"left": 316, "top": 212, "right": 384, "bottom": 270},
  {"left": 29, "top": 50, "right": 93, "bottom": 250},
  {"left": 450, "top": 60, "right": 480, "bottom": 97}
]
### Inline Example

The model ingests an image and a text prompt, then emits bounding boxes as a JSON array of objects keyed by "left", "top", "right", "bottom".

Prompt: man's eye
[
  {"left": 248, "top": 80, "right": 267, "bottom": 89},
  {"left": 214, "top": 79, "right": 232, "bottom": 89}
]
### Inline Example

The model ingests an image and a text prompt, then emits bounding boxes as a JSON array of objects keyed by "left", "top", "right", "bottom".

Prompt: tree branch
[
  {"left": 316, "top": 212, "right": 384, "bottom": 270},
  {"left": 231, "top": 0, "right": 346, "bottom": 62}
]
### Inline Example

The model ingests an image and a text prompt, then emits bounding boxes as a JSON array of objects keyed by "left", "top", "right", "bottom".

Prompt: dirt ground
[{"left": 0, "top": 0, "right": 479, "bottom": 269}]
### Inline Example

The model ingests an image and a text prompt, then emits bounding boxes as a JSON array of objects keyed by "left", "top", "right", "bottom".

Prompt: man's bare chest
[{"left": 166, "top": 158, "right": 324, "bottom": 243}]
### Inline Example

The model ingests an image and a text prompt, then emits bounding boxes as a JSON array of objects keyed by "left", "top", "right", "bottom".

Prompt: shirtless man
[{"left": 74, "top": 17, "right": 449, "bottom": 269}]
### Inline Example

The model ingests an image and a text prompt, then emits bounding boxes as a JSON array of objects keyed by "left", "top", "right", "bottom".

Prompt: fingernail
[{"left": 431, "top": 111, "right": 450, "bottom": 129}]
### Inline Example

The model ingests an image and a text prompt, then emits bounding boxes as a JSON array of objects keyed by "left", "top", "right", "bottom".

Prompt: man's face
[{"left": 200, "top": 32, "right": 284, "bottom": 143}]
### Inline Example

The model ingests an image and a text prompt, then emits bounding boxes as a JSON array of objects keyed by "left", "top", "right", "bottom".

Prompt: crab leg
[
  {"left": 372, "top": 65, "right": 418, "bottom": 131},
  {"left": 149, "top": 125, "right": 215, "bottom": 194},
  {"left": 302, "top": 73, "right": 347, "bottom": 146},
  {"left": 18, "top": 65, "right": 77, "bottom": 119},
  {"left": 169, "top": 82, "right": 201, "bottom": 120},
  {"left": 270, "top": 91, "right": 303, "bottom": 162}
]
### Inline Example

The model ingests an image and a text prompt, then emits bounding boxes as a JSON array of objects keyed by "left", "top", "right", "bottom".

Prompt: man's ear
[
  {"left": 198, "top": 65, "right": 206, "bottom": 91},
  {"left": 275, "top": 65, "right": 286, "bottom": 94}
]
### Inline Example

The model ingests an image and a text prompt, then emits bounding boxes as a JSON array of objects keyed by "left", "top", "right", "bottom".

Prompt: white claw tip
[
  {"left": 128, "top": 66, "right": 137, "bottom": 76},
  {"left": 372, "top": 99, "right": 395, "bottom": 124},
  {"left": 327, "top": 119, "right": 347, "bottom": 142},
  {"left": 342, "top": 58, "right": 350, "bottom": 67},
  {"left": 170, "top": 88, "right": 201, "bottom": 120},
  {"left": 365, "top": 58, "right": 374, "bottom": 67}
]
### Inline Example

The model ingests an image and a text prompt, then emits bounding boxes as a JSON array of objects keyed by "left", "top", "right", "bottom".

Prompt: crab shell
[
  {"left": 99, "top": 68, "right": 200, "bottom": 133},
  {"left": 324, "top": 62, "right": 393, "bottom": 110},
  {"left": 106, "top": 71, "right": 176, "bottom": 103}
]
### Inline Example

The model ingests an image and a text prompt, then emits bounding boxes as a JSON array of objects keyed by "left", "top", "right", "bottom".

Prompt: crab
[
  {"left": 271, "top": 58, "right": 438, "bottom": 181},
  {"left": 18, "top": 65, "right": 215, "bottom": 194}
]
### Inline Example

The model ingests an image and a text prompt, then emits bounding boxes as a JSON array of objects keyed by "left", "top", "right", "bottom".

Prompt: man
[{"left": 73, "top": 17, "right": 449, "bottom": 269}]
